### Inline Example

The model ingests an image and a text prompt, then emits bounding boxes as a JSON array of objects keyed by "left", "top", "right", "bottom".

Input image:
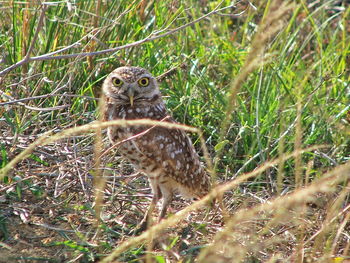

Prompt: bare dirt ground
[
  {"left": 1, "top": 132, "right": 349, "bottom": 262},
  {"left": 0, "top": 132, "right": 227, "bottom": 262}
]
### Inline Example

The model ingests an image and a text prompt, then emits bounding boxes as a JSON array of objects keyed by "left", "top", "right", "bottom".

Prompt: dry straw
[
  {"left": 99, "top": 144, "right": 349, "bottom": 263},
  {"left": 98, "top": 1, "right": 350, "bottom": 262}
]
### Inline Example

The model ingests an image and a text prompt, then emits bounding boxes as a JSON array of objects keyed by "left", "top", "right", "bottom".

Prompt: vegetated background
[{"left": 0, "top": 0, "right": 349, "bottom": 262}]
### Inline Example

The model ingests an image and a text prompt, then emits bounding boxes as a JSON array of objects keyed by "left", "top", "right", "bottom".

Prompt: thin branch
[
  {"left": 156, "top": 62, "right": 187, "bottom": 82},
  {"left": 0, "top": 92, "right": 98, "bottom": 106},
  {"left": 0, "top": 90, "right": 70, "bottom": 111},
  {"left": 34, "top": 42, "right": 82, "bottom": 59},
  {"left": 21, "top": 104, "right": 69, "bottom": 112},
  {"left": 0, "top": 3, "right": 236, "bottom": 76},
  {"left": 32, "top": 222, "right": 86, "bottom": 233}
]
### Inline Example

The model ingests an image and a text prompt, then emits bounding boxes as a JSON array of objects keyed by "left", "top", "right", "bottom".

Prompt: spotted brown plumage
[{"left": 102, "top": 66, "right": 211, "bottom": 229}]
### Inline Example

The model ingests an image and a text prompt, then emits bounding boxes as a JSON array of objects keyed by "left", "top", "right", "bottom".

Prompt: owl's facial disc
[{"left": 103, "top": 67, "right": 161, "bottom": 106}]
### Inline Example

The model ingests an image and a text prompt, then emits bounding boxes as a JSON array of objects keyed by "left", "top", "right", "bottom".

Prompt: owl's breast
[
  {"left": 107, "top": 103, "right": 166, "bottom": 121},
  {"left": 106, "top": 102, "right": 167, "bottom": 142}
]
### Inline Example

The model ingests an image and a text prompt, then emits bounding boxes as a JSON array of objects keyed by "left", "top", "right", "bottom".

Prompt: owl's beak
[{"left": 127, "top": 88, "right": 134, "bottom": 106}]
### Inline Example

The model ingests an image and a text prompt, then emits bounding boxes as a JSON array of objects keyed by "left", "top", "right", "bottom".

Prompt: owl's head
[{"left": 102, "top": 66, "right": 161, "bottom": 106}]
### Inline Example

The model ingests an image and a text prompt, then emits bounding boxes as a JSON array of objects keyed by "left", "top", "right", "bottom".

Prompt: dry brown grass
[{"left": 1, "top": 0, "right": 349, "bottom": 262}]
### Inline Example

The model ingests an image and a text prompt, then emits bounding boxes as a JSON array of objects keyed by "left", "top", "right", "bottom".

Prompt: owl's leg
[
  {"left": 143, "top": 181, "right": 162, "bottom": 224},
  {"left": 158, "top": 183, "right": 173, "bottom": 222},
  {"left": 134, "top": 177, "right": 162, "bottom": 234}
]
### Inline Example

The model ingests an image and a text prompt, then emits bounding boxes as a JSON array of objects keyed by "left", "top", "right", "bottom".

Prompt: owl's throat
[{"left": 112, "top": 101, "right": 166, "bottom": 121}]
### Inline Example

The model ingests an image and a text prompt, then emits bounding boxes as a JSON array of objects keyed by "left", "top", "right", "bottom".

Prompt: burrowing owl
[{"left": 102, "top": 66, "right": 211, "bottom": 229}]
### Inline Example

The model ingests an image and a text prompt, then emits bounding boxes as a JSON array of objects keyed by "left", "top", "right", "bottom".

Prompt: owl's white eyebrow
[{"left": 138, "top": 74, "right": 152, "bottom": 79}]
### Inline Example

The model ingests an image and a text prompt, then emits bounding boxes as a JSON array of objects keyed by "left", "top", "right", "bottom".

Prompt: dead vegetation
[{"left": 1, "top": 0, "right": 349, "bottom": 262}]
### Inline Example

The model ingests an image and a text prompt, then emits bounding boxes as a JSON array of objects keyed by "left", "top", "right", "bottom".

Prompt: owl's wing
[
  {"left": 135, "top": 105, "right": 208, "bottom": 195},
  {"left": 141, "top": 104, "right": 199, "bottom": 164},
  {"left": 103, "top": 97, "right": 115, "bottom": 121}
]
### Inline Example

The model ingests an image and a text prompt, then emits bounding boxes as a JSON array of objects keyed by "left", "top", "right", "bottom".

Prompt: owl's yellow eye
[
  {"left": 112, "top": 77, "right": 123, "bottom": 87},
  {"left": 138, "top": 77, "right": 149, "bottom": 87}
]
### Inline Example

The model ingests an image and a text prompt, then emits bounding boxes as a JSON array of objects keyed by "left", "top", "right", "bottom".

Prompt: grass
[{"left": 0, "top": 0, "right": 349, "bottom": 262}]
